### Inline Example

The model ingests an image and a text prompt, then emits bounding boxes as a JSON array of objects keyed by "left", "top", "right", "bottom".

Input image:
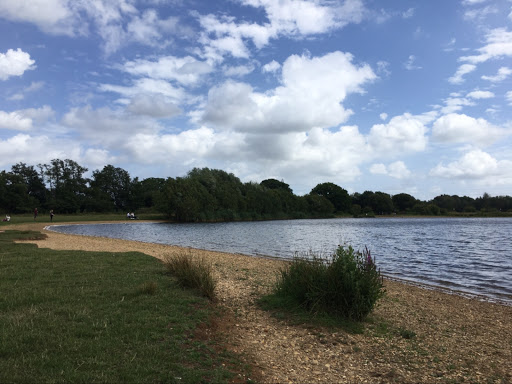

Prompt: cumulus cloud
[
  {"left": 0, "top": 0, "right": 188, "bottom": 54},
  {"left": 404, "top": 55, "right": 422, "bottom": 70},
  {"left": 0, "top": 111, "right": 33, "bottom": 131},
  {"left": 440, "top": 95, "right": 475, "bottom": 114},
  {"left": 262, "top": 60, "right": 281, "bottom": 73},
  {"left": 202, "top": 51, "right": 376, "bottom": 133},
  {"left": 481, "top": 66, "right": 512, "bottom": 82},
  {"left": 127, "top": 95, "right": 181, "bottom": 118},
  {"left": 459, "top": 28, "right": 512, "bottom": 64},
  {"left": 197, "top": 0, "right": 365, "bottom": 61},
  {"left": 466, "top": 90, "right": 494, "bottom": 99},
  {"left": 430, "top": 149, "right": 512, "bottom": 183},
  {"left": 431, "top": 113, "right": 508, "bottom": 146},
  {"left": 223, "top": 64, "right": 255, "bottom": 77},
  {"left": 448, "top": 63, "right": 476, "bottom": 84},
  {"left": 0, "top": 48, "right": 36, "bottom": 80},
  {"left": 506, "top": 91, "right": 512, "bottom": 105},
  {"left": 121, "top": 55, "right": 213, "bottom": 86},
  {"left": 62, "top": 106, "right": 162, "bottom": 146},
  {"left": 0, "top": 106, "right": 54, "bottom": 131},
  {"left": 371, "top": 161, "right": 411, "bottom": 179},
  {"left": 100, "top": 78, "right": 187, "bottom": 105},
  {"left": 367, "top": 113, "right": 430, "bottom": 155}
]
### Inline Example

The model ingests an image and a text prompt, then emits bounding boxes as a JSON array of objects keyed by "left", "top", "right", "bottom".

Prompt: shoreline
[
  {"left": 9, "top": 221, "right": 512, "bottom": 383},
  {"left": 43, "top": 221, "right": 512, "bottom": 307}
]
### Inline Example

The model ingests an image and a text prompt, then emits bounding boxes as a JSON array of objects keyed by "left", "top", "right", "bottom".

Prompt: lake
[{"left": 50, "top": 217, "right": 512, "bottom": 304}]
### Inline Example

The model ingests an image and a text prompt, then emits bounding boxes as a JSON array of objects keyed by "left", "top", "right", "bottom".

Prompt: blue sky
[{"left": 0, "top": 0, "right": 511, "bottom": 199}]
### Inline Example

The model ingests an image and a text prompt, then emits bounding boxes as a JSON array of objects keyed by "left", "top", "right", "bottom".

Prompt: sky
[{"left": 0, "top": 0, "right": 511, "bottom": 200}]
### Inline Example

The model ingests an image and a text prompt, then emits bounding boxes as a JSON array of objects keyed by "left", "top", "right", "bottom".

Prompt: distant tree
[
  {"left": 261, "top": 179, "right": 293, "bottom": 194},
  {"left": 90, "top": 165, "right": 132, "bottom": 212},
  {"left": 310, "top": 182, "right": 351, "bottom": 213},
  {"left": 40, "top": 159, "right": 88, "bottom": 213},
  {"left": 11, "top": 162, "right": 47, "bottom": 206},
  {"left": 392, "top": 193, "right": 417, "bottom": 213}
]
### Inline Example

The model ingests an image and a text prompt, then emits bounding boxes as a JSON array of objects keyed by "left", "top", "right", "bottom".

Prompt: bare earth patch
[{"left": 14, "top": 222, "right": 512, "bottom": 383}]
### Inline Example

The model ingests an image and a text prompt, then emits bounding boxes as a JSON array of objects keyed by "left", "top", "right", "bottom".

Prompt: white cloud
[
  {"left": 127, "top": 95, "right": 181, "bottom": 118},
  {"left": 460, "top": 28, "right": 512, "bottom": 64},
  {"left": 197, "top": 0, "right": 365, "bottom": 61},
  {"left": 448, "top": 63, "right": 476, "bottom": 84},
  {"left": 0, "top": 106, "right": 54, "bottom": 131},
  {"left": 0, "top": 111, "right": 33, "bottom": 131},
  {"left": 262, "top": 60, "right": 281, "bottom": 73},
  {"left": 402, "top": 8, "right": 415, "bottom": 19},
  {"left": 0, "top": 0, "right": 75, "bottom": 35},
  {"left": 223, "top": 64, "right": 255, "bottom": 77},
  {"left": 431, "top": 113, "right": 508, "bottom": 146},
  {"left": 367, "top": 113, "right": 429, "bottom": 155},
  {"left": 464, "top": 5, "right": 498, "bottom": 21},
  {"left": 466, "top": 90, "right": 494, "bottom": 99},
  {"left": 404, "top": 55, "right": 422, "bottom": 70},
  {"left": 430, "top": 149, "right": 512, "bottom": 183},
  {"left": 0, "top": 1, "right": 188, "bottom": 54},
  {"left": 379, "top": 113, "right": 388, "bottom": 121},
  {"left": 100, "top": 78, "right": 187, "bottom": 104},
  {"left": 481, "top": 66, "right": 512, "bottom": 82},
  {"left": 121, "top": 56, "right": 213, "bottom": 86},
  {"left": 202, "top": 51, "right": 376, "bottom": 133},
  {"left": 369, "top": 163, "right": 387, "bottom": 174},
  {"left": 370, "top": 161, "right": 410, "bottom": 179},
  {"left": 0, "top": 48, "right": 36, "bottom": 80},
  {"left": 440, "top": 96, "right": 475, "bottom": 114},
  {"left": 62, "top": 106, "right": 162, "bottom": 146},
  {"left": 388, "top": 161, "right": 411, "bottom": 179},
  {"left": 506, "top": 91, "right": 512, "bottom": 105}
]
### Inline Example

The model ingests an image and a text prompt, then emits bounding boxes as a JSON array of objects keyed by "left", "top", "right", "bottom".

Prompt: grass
[
  {"left": 163, "top": 252, "right": 217, "bottom": 301},
  {"left": 0, "top": 230, "right": 246, "bottom": 383},
  {"left": 0, "top": 212, "right": 167, "bottom": 226}
]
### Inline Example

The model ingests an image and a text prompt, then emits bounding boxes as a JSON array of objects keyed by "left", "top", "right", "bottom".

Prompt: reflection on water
[{"left": 51, "top": 217, "right": 512, "bottom": 303}]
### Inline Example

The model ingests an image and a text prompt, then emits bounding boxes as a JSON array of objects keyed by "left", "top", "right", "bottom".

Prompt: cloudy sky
[{"left": 1, "top": 0, "right": 511, "bottom": 199}]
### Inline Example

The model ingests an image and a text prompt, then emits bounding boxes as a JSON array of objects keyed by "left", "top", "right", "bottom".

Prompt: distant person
[
  {"left": 2, "top": 214, "right": 10, "bottom": 222},
  {"left": 50, "top": 210, "right": 54, "bottom": 222},
  {"left": 34, "top": 208, "right": 38, "bottom": 221},
  {"left": 127, "top": 212, "right": 131, "bottom": 219}
]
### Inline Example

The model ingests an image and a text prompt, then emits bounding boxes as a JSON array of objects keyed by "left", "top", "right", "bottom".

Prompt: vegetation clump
[
  {"left": 272, "top": 245, "right": 385, "bottom": 321},
  {"left": 164, "top": 252, "right": 217, "bottom": 301}
]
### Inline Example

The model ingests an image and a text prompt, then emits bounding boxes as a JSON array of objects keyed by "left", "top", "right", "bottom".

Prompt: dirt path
[{"left": 12, "top": 222, "right": 512, "bottom": 383}]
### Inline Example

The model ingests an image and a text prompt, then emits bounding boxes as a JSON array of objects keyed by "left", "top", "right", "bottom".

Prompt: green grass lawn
[
  {"left": 1, "top": 212, "right": 167, "bottom": 226},
  {"left": 0, "top": 230, "right": 245, "bottom": 383}
]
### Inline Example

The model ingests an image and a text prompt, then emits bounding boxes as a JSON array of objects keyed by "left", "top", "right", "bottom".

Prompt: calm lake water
[{"left": 50, "top": 218, "right": 512, "bottom": 304}]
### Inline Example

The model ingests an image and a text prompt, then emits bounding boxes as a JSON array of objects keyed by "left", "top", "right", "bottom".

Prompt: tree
[
  {"left": 261, "top": 179, "right": 293, "bottom": 194},
  {"left": 392, "top": 193, "right": 417, "bottom": 213},
  {"left": 310, "top": 182, "right": 351, "bottom": 213},
  {"left": 41, "top": 159, "right": 89, "bottom": 213},
  {"left": 90, "top": 165, "right": 132, "bottom": 212}
]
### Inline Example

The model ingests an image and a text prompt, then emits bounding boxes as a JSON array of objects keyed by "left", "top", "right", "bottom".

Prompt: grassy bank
[
  {"left": 1, "top": 212, "right": 167, "bottom": 226},
  {"left": 0, "top": 230, "right": 246, "bottom": 383}
]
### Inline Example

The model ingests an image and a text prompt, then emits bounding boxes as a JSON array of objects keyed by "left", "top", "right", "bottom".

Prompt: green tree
[
  {"left": 260, "top": 179, "right": 293, "bottom": 194},
  {"left": 392, "top": 193, "right": 417, "bottom": 213},
  {"left": 310, "top": 182, "right": 351, "bottom": 213},
  {"left": 90, "top": 165, "right": 132, "bottom": 212},
  {"left": 41, "top": 159, "right": 89, "bottom": 213}
]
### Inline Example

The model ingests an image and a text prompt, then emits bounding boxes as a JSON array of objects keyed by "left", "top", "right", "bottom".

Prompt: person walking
[
  {"left": 50, "top": 210, "right": 54, "bottom": 222},
  {"left": 34, "top": 208, "right": 38, "bottom": 221}
]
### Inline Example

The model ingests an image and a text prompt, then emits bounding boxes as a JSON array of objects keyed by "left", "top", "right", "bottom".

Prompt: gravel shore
[{"left": 13, "top": 222, "right": 512, "bottom": 383}]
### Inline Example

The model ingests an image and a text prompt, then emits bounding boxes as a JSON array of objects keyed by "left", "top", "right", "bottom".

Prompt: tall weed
[
  {"left": 274, "top": 245, "right": 385, "bottom": 321},
  {"left": 164, "top": 252, "right": 217, "bottom": 301}
]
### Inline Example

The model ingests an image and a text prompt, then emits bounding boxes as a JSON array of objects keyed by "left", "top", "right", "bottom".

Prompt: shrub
[
  {"left": 163, "top": 252, "right": 217, "bottom": 301},
  {"left": 274, "top": 245, "right": 385, "bottom": 321}
]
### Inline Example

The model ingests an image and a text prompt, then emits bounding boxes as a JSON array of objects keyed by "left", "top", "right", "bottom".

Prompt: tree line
[{"left": 1, "top": 159, "right": 511, "bottom": 221}]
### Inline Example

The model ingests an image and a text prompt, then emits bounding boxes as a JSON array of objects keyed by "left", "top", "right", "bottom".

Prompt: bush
[
  {"left": 274, "top": 245, "right": 385, "bottom": 320},
  {"left": 163, "top": 252, "right": 217, "bottom": 301}
]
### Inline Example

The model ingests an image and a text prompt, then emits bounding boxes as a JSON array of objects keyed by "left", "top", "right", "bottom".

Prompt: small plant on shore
[
  {"left": 272, "top": 245, "right": 385, "bottom": 321},
  {"left": 164, "top": 252, "right": 217, "bottom": 301}
]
